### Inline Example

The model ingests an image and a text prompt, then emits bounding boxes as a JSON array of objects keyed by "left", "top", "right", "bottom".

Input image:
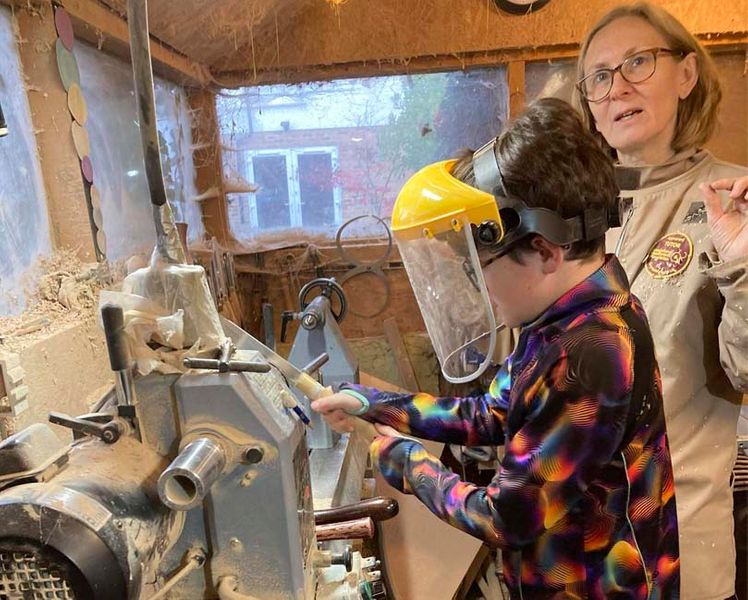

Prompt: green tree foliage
[{"left": 376, "top": 74, "right": 449, "bottom": 179}]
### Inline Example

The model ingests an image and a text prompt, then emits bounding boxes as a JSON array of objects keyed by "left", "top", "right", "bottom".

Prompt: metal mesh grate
[{"left": 0, "top": 551, "right": 75, "bottom": 600}]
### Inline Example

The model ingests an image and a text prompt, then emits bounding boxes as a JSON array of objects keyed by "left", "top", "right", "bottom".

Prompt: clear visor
[{"left": 397, "top": 218, "right": 499, "bottom": 383}]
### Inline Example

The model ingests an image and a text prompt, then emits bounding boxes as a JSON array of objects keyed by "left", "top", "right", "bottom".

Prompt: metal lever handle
[
  {"left": 302, "top": 353, "right": 329, "bottom": 376},
  {"left": 183, "top": 358, "right": 271, "bottom": 373},
  {"left": 280, "top": 310, "right": 297, "bottom": 343},
  {"left": 313, "top": 496, "right": 399, "bottom": 525},
  {"left": 101, "top": 304, "right": 131, "bottom": 372},
  {"left": 49, "top": 412, "right": 123, "bottom": 444}
]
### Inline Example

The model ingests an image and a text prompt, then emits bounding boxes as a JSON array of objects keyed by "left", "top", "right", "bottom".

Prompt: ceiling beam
[
  {"left": 1, "top": 0, "right": 212, "bottom": 87},
  {"left": 212, "top": 33, "right": 747, "bottom": 88}
]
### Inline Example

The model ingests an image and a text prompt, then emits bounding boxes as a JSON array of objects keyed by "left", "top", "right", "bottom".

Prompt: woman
[{"left": 575, "top": 4, "right": 748, "bottom": 599}]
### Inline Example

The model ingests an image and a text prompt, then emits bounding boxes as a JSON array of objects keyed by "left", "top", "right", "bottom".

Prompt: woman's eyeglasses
[{"left": 578, "top": 47, "right": 686, "bottom": 103}]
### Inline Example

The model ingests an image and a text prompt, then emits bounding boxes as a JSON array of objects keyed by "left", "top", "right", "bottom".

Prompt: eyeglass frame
[{"left": 577, "top": 47, "right": 687, "bottom": 103}]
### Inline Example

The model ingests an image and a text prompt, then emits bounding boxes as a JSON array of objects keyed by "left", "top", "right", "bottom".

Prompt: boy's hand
[
  {"left": 374, "top": 423, "right": 416, "bottom": 442},
  {"left": 311, "top": 393, "right": 363, "bottom": 433}
]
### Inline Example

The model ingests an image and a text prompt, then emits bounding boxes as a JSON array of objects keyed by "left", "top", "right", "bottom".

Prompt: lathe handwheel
[{"left": 298, "top": 277, "right": 347, "bottom": 323}]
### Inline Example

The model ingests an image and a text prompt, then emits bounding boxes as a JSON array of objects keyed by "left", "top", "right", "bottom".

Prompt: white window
[{"left": 242, "top": 147, "right": 342, "bottom": 231}]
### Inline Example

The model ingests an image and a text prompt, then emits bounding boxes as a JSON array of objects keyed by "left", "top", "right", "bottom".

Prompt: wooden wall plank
[
  {"left": 14, "top": 5, "right": 94, "bottom": 260},
  {"left": 383, "top": 317, "right": 420, "bottom": 392},
  {"left": 508, "top": 60, "right": 526, "bottom": 118},
  {"left": 187, "top": 89, "right": 232, "bottom": 245}
]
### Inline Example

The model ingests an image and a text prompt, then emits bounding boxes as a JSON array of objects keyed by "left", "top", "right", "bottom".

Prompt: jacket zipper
[
  {"left": 614, "top": 200, "right": 636, "bottom": 257},
  {"left": 620, "top": 451, "right": 653, "bottom": 598}
]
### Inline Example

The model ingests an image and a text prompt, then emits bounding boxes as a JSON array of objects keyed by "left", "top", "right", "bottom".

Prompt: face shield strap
[
  {"left": 474, "top": 197, "right": 608, "bottom": 254},
  {"left": 472, "top": 139, "right": 506, "bottom": 196},
  {"left": 471, "top": 139, "right": 608, "bottom": 253}
]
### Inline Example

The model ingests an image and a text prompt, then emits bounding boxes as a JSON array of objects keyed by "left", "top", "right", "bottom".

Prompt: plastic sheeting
[
  {"left": 100, "top": 256, "right": 226, "bottom": 375},
  {"left": 73, "top": 41, "right": 203, "bottom": 261},
  {"left": 0, "top": 7, "right": 52, "bottom": 316}
]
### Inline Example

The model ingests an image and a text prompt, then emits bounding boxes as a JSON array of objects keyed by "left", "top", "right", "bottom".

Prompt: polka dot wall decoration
[{"left": 53, "top": 4, "right": 106, "bottom": 262}]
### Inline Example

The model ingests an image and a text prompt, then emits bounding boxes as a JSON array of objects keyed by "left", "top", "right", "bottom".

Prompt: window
[
  {"left": 218, "top": 68, "right": 508, "bottom": 239},
  {"left": 0, "top": 7, "right": 51, "bottom": 316},
  {"left": 236, "top": 147, "right": 340, "bottom": 233}
]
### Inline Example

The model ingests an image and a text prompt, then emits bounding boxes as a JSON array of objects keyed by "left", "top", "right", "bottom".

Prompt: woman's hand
[
  {"left": 310, "top": 393, "right": 364, "bottom": 433},
  {"left": 700, "top": 176, "right": 748, "bottom": 263}
]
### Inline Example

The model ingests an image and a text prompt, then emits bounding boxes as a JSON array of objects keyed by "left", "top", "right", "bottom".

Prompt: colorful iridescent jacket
[{"left": 340, "top": 256, "right": 679, "bottom": 599}]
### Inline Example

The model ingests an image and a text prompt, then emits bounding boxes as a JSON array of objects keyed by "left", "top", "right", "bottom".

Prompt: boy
[{"left": 312, "top": 98, "right": 679, "bottom": 598}]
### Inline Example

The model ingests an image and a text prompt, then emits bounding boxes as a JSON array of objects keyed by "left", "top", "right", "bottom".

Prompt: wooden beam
[
  {"left": 212, "top": 45, "right": 581, "bottom": 88},
  {"left": 187, "top": 89, "right": 232, "bottom": 245},
  {"left": 383, "top": 317, "right": 419, "bottom": 392},
  {"left": 213, "top": 33, "right": 747, "bottom": 88},
  {"left": 507, "top": 60, "right": 526, "bottom": 119},
  {"left": 0, "top": 0, "right": 212, "bottom": 87},
  {"left": 67, "top": 0, "right": 212, "bottom": 86}
]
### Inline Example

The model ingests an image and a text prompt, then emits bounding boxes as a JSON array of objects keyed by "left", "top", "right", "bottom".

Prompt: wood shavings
[
  {"left": 0, "top": 249, "right": 122, "bottom": 353},
  {"left": 191, "top": 186, "right": 221, "bottom": 202}
]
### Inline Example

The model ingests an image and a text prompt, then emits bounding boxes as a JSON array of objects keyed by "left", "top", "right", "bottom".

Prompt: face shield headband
[{"left": 471, "top": 139, "right": 614, "bottom": 256}]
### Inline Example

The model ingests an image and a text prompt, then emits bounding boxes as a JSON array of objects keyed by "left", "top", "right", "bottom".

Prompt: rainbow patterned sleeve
[
  {"left": 368, "top": 334, "right": 633, "bottom": 549},
  {"left": 339, "top": 358, "right": 511, "bottom": 446}
]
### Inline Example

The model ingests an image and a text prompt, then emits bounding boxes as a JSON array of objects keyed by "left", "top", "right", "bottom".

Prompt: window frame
[{"left": 244, "top": 146, "right": 342, "bottom": 231}]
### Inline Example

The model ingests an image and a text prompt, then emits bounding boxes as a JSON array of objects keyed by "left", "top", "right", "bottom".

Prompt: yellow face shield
[
  {"left": 390, "top": 144, "right": 613, "bottom": 382},
  {"left": 391, "top": 160, "right": 503, "bottom": 242},
  {"left": 391, "top": 160, "right": 504, "bottom": 384}
]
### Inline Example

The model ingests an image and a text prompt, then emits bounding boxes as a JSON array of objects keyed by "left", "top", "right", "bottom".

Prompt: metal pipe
[
  {"left": 182, "top": 358, "right": 270, "bottom": 373},
  {"left": 149, "top": 548, "right": 206, "bottom": 600},
  {"left": 127, "top": 0, "right": 184, "bottom": 263},
  {"left": 301, "top": 352, "right": 329, "bottom": 376},
  {"left": 158, "top": 438, "right": 226, "bottom": 510},
  {"left": 115, "top": 370, "right": 136, "bottom": 408},
  {"left": 127, "top": 0, "right": 165, "bottom": 208}
]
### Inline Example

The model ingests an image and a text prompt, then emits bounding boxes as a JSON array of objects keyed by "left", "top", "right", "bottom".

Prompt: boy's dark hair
[{"left": 453, "top": 97, "right": 618, "bottom": 262}]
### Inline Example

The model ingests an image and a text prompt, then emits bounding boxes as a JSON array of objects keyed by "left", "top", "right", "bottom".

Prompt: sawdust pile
[{"left": 0, "top": 250, "right": 122, "bottom": 352}]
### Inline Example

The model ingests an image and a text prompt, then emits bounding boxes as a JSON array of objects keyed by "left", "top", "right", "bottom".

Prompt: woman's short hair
[{"left": 573, "top": 2, "right": 722, "bottom": 155}]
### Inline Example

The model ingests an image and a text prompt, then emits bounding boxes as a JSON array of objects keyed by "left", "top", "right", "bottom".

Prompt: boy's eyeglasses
[
  {"left": 462, "top": 255, "right": 503, "bottom": 293},
  {"left": 577, "top": 47, "right": 686, "bottom": 103}
]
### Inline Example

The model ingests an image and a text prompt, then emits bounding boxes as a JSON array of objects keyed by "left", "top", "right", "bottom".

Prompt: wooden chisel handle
[
  {"left": 315, "top": 517, "right": 375, "bottom": 541},
  {"left": 314, "top": 496, "right": 399, "bottom": 525},
  {"left": 297, "top": 377, "right": 377, "bottom": 441}
]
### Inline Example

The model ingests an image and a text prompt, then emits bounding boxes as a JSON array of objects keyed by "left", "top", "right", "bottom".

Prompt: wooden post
[
  {"left": 187, "top": 88, "right": 232, "bottom": 245},
  {"left": 508, "top": 60, "right": 526, "bottom": 119},
  {"left": 14, "top": 5, "right": 94, "bottom": 260},
  {"left": 383, "top": 317, "right": 420, "bottom": 392}
]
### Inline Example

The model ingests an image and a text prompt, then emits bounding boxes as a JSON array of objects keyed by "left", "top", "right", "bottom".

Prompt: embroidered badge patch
[{"left": 645, "top": 232, "right": 694, "bottom": 279}]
